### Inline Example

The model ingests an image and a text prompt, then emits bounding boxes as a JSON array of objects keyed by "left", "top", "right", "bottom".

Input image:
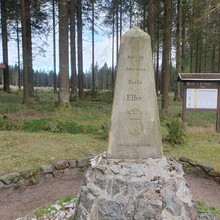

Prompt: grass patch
[
  {"left": 21, "top": 116, "right": 107, "bottom": 137},
  {"left": 197, "top": 200, "right": 220, "bottom": 217},
  {"left": 34, "top": 204, "right": 57, "bottom": 218},
  {"left": 22, "top": 118, "right": 52, "bottom": 132},
  {"left": 58, "top": 195, "right": 77, "bottom": 207},
  {"left": 0, "top": 88, "right": 57, "bottom": 114},
  {"left": 164, "top": 133, "right": 220, "bottom": 172},
  {"left": 0, "top": 90, "right": 24, "bottom": 114},
  {"left": 0, "top": 89, "right": 220, "bottom": 175},
  {"left": 0, "top": 117, "right": 18, "bottom": 131},
  {"left": 34, "top": 195, "right": 77, "bottom": 218},
  {"left": 186, "top": 111, "right": 217, "bottom": 127},
  {"left": 159, "top": 93, "right": 217, "bottom": 128},
  {"left": 0, "top": 131, "right": 107, "bottom": 175}
]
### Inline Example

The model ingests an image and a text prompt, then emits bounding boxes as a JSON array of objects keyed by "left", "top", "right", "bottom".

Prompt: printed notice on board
[{"left": 186, "top": 89, "right": 218, "bottom": 109}]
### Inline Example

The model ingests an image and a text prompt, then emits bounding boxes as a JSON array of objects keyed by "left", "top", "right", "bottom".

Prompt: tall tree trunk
[
  {"left": 129, "top": 0, "right": 133, "bottom": 28},
  {"left": 195, "top": 35, "right": 199, "bottom": 73},
  {"left": 70, "top": 0, "right": 77, "bottom": 101},
  {"left": 112, "top": 9, "right": 115, "bottom": 92},
  {"left": 58, "top": 0, "right": 70, "bottom": 104},
  {"left": 119, "top": 0, "right": 122, "bottom": 39},
  {"left": 1, "top": 0, "right": 10, "bottom": 92},
  {"left": 199, "top": 40, "right": 202, "bottom": 72},
  {"left": 16, "top": 16, "right": 21, "bottom": 89},
  {"left": 218, "top": 40, "right": 220, "bottom": 72},
  {"left": 155, "top": 31, "right": 160, "bottom": 95},
  {"left": 189, "top": 2, "right": 195, "bottom": 73},
  {"left": 27, "top": 18, "right": 33, "bottom": 96},
  {"left": 155, "top": 0, "right": 161, "bottom": 95},
  {"left": 204, "top": 38, "right": 207, "bottom": 72},
  {"left": 142, "top": 2, "right": 147, "bottom": 31},
  {"left": 52, "top": 0, "right": 57, "bottom": 93},
  {"left": 147, "top": 0, "right": 155, "bottom": 51},
  {"left": 181, "top": 0, "right": 186, "bottom": 73},
  {"left": 21, "top": 0, "right": 30, "bottom": 103},
  {"left": 77, "top": 0, "right": 84, "bottom": 98},
  {"left": 161, "top": 0, "right": 172, "bottom": 114},
  {"left": 21, "top": 0, "right": 33, "bottom": 96},
  {"left": 174, "top": 0, "right": 182, "bottom": 101},
  {"left": 190, "top": 41, "right": 193, "bottom": 73},
  {"left": 116, "top": 1, "right": 119, "bottom": 63},
  {"left": 211, "top": 44, "right": 215, "bottom": 72},
  {"left": 92, "top": 0, "right": 95, "bottom": 97}
]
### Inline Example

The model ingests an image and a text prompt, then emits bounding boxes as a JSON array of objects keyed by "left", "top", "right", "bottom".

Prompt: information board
[{"left": 186, "top": 88, "right": 218, "bottom": 109}]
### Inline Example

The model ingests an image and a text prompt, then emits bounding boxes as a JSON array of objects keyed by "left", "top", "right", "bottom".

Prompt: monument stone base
[{"left": 73, "top": 156, "right": 197, "bottom": 220}]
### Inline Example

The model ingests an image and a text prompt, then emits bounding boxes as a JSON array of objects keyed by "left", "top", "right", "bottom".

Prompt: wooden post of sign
[
  {"left": 0, "top": 64, "right": 6, "bottom": 85},
  {"left": 217, "top": 82, "right": 220, "bottom": 133}
]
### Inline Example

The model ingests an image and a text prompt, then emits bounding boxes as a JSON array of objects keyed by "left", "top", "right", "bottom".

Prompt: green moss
[
  {"left": 58, "top": 195, "right": 77, "bottom": 207},
  {"left": 197, "top": 200, "right": 220, "bottom": 216},
  {"left": 34, "top": 195, "right": 77, "bottom": 218},
  {"left": 22, "top": 118, "right": 51, "bottom": 132}
]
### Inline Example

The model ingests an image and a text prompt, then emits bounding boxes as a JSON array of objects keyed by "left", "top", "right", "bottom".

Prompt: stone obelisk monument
[
  {"left": 107, "top": 26, "right": 163, "bottom": 159},
  {"left": 73, "top": 27, "right": 197, "bottom": 220}
]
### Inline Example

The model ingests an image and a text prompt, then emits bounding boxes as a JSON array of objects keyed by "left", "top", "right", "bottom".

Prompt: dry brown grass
[
  {"left": 0, "top": 131, "right": 107, "bottom": 175},
  {"left": 186, "top": 126, "right": 216, "bottom": 134},
  {"left": 164, "top": 131, "right": 220, "bottom": 172}
]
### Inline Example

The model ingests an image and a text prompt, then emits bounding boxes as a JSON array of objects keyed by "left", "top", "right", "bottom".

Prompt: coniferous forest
[{"left": 0, "top": 0, "right": 220, "bottom": 111}]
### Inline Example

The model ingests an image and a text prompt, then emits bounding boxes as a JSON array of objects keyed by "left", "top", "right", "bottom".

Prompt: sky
[
  {"left": 0, "top": 28, "right": 114, "bottom": 73},
  {"left": 0, "top": 2, "right": 133, "bottom": 74}
]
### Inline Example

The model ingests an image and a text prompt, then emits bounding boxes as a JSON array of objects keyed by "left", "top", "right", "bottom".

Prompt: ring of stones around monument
[
  {"left": 74, "top": 157, "right": 197, "bottom": 220},
  {"left": 1, "top": 155, "right": 219, "bottom": 194},
  {"left": 0, "top": 157, "right": 92, "bottom": 192}
]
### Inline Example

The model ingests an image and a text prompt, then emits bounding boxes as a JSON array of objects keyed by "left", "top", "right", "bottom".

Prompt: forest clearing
[
  {"left": 0, "top": 88, "right": 219, "bottom": 174},
  {"left": 0, "top": 88, "right": 220, "bottom": 219}
]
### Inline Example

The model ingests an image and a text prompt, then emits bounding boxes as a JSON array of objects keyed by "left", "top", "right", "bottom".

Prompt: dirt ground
[
  {"left": 0, "top": 172, "right": 85, "bottom": 220},
  {"left": 185, "top": 173, "right": 220, "bottom": 209},
  {"left": 0, "top": 172, "right": 220, "bottom": 220}
]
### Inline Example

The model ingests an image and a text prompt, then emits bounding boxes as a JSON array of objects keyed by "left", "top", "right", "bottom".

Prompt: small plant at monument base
[
  {"left": 165, "top": 117, "right": 187, "bottom": 146},
  {"left": 196, "top": 200, "right": 220, "bottom": 217},
  {"left": 34, "top": 195, "right": 77, "bottom": 218},
  {"left": 97, "top": 119, "right": 110, "bottom": 140}
]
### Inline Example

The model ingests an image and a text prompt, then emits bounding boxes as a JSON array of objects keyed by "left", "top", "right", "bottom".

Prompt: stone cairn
[{"left": 73, "top": 27, "right": 197, "bottom": 220}]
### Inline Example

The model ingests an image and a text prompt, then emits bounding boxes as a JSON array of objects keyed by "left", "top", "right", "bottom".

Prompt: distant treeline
[{"left": 0, "top": 62, "right": 115, "bottom": 90}]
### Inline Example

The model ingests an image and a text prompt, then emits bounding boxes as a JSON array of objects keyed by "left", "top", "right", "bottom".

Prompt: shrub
[
  {"left": 165, "top": 117, "right": 187, "bottom": 146},
  {"left": 97, "top": 119, "right": 110, "bottom": 140},
  {"left": 44, "top": 119, "right": 100, "bottom": 135},
  {"left": 22, "top": 118, "right": 51, "bottom": 132},
  {"left": 0, "top": 117, "right": 18, "bottom": 131},
  {"left": 57, "top": 121, "right": 83, "bottom": 134}
]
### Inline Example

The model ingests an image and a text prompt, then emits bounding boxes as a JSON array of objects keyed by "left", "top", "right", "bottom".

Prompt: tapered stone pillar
[{"left": 107, "top": 26, "right": 163, "bottom": 159}]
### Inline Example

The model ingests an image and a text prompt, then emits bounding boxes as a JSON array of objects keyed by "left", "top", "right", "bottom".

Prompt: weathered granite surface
[
  {"left": 107, "top": 26, "right": 163, "bottom": 159},
  {"left": 74, "top": 156, "right": 197, "bottom": 220}
]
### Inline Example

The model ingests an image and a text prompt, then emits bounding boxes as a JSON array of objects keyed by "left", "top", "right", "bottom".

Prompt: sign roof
[{"left": 178, "top": 73, "right": 220, "bottom": 82}]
